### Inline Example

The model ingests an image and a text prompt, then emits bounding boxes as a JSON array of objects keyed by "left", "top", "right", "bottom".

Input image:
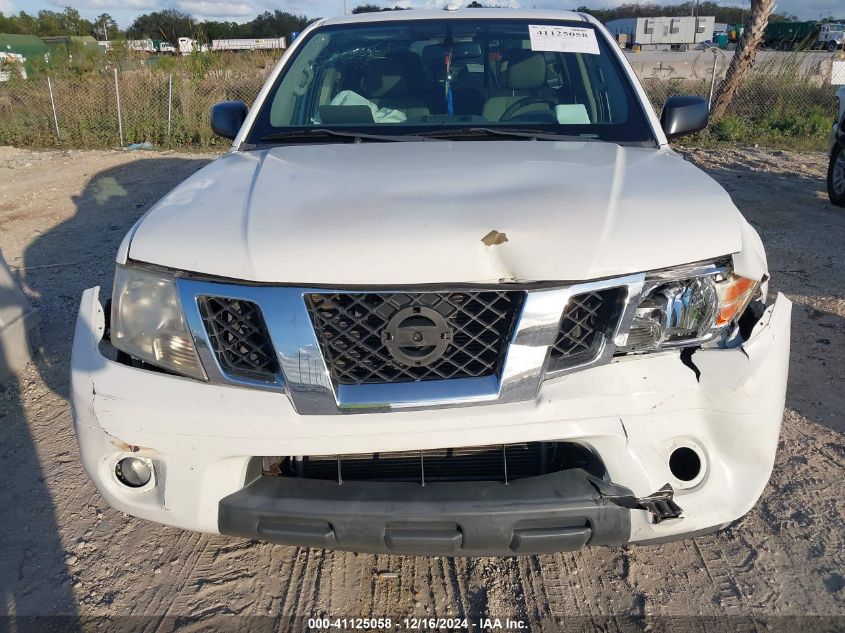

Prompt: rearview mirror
[
  {"left": 660, "top": 96, "right": 709, "bottom": 139},
  {"left": 211, "top": 101, "right": 248, "bottom": 140}
]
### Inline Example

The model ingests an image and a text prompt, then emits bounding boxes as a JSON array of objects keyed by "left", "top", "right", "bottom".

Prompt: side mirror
[
  {"left": 660, "top": 96, "right": 709, "bottom": 139},
  {"left": 211, "top": 101, "right": 248, "bottom": 140}
]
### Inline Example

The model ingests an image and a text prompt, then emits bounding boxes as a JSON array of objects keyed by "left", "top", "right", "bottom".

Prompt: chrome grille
[
  {"left": 305, "top": 291, "right": 524, "bottom": 385},
  {"left": 198, "top": 296, "right": 278, "bottom": 381},
  {"left": 548, "top": 289, "right": 624, "bottom": 371}
]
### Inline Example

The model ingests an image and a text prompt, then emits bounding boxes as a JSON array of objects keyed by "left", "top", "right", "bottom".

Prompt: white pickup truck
[{"left": 71, "top": 8, "right": 791, "bottom": 556}]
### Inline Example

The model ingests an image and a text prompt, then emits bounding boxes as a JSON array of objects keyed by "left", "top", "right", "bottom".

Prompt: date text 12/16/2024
[{"left": 307, "top": 617, "right": 528, "bottom": 630}]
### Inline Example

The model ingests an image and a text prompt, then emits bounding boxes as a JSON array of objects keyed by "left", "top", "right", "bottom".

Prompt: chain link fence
[
  {"left": 0, "top": 66, "right": 269, "bottom": 149},
  {"left": 635, "top": 50, "right": 839, "bottom": 144},
  {"left": 0, "top": 50, "right": 840, "bottom": 150}
]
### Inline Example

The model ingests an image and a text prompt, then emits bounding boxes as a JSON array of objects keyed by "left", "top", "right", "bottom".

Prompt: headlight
[
  {"left": 111, "top": 265, "right": 207, "bottom": 380},
  {"left": 620, "top": 267, "right": 760, "bottom": 353}
]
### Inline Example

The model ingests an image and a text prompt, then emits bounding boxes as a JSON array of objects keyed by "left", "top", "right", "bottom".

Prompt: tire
[
  {"left": 828, "top": 142, "right": 845, "bottom": 208},
  {"left": 827, "top": 40, "right": 838, "bottom": 52}
]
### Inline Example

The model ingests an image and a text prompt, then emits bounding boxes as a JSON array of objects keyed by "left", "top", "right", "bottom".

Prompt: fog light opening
[
  {"left": 669, "top": 447, "right": 701, "bottom": 482},
  {"left": 115, "top": 457, "right": 152, "bottom": 488}
]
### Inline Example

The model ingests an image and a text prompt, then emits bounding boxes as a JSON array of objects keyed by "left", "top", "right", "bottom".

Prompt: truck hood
[{"left": 128, "top": 141, "right": 743, "bottom": 284}]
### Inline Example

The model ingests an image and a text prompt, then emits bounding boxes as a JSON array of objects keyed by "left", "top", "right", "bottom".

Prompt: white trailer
[
  {"left": 211, "top": 37, "right": 287, "bottom": 52},
  {"left": 605, "top": 16, "right": 716, "bottom": 50},
  {"left": 126, "top": 39, "right": 155, "bottom": 53}
]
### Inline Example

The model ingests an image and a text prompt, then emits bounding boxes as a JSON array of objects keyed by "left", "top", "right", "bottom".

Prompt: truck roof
[{"left": 319, "top": 8, "right": 592, "bottom": 27}]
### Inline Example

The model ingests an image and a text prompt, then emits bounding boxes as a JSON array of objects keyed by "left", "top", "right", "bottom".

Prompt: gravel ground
[{"left": 0, "top": 145, "right": 843, "bottom": 629}]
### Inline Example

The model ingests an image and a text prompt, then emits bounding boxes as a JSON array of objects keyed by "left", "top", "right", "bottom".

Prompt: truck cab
[{"left": 819, "top": 23, "right": 845, "bottom": 51}]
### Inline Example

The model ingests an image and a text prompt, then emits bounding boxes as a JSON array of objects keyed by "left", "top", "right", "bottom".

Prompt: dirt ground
[{"left": 0, "top": 145, "right": 843, "bottom": 629}]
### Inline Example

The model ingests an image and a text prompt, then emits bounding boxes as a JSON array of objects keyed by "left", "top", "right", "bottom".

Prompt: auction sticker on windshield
[{"left": 528, "top": 25, "right": 600, "bottom": 55}]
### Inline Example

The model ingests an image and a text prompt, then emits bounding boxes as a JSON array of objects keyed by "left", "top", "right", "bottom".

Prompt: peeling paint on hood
[
  {"left": 481, "top": 230, "right": 509, "bottom": 247},
  {"left": 128, "top": 141, "right": 743, "bottom": 284}
]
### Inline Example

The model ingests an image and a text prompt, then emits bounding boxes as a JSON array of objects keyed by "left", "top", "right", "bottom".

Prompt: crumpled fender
[{"left": 731, "top": 218, "right": 768, "bottom": 285}]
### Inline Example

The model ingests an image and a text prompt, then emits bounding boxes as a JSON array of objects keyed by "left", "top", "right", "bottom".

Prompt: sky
[{"left": 3, "top": 0, "right": 842, "bottom": 30}]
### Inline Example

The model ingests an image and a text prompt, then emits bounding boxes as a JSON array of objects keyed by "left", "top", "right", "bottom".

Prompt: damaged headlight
[
  {"left": 110, "top": 265, "right": 207, "bottom": 380},
  {"left": 620, "top": 267, "right": 760, "bottom": 353}
]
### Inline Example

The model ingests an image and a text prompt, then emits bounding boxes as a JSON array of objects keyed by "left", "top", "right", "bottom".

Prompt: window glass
[{"left": 248, "top": 19, "right": 655, "bottom": 144}]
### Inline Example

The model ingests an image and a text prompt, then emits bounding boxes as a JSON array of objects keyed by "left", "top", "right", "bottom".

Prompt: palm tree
[{"left": 710, "top": 0, "right": 775, "bottom": 120}]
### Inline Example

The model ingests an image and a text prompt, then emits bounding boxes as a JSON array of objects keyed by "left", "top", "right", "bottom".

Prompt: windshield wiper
[
  {"left": 259, "top": 128, "right": 437, "bottom": 143},
  {"left": 416, "top": 127, "right": 600, "bottom": 142}
]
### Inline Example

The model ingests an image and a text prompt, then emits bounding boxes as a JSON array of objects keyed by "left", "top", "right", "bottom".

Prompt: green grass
[{"left": 644, "top": 73, "right": 836, "bottom": 152}]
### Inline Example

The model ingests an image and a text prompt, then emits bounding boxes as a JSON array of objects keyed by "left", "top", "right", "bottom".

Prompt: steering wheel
[{"left": 500, "top": 96, "right": 559, "bottom": 122}]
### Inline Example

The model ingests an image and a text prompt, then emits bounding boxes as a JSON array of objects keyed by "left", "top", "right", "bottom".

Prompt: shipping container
[
  {"left": 41, "top": 35, "right": 100, "bottom": 55},
  {"left": 763, "top": 21, "right": 818, "bottom": 48}
]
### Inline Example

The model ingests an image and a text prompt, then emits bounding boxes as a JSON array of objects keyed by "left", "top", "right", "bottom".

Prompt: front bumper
[
  {"left": 219, "top": 469, "right": 631, "bottom": 556},
  {"left": 71, "top": 287, "right": 791, "bottom": 553}
]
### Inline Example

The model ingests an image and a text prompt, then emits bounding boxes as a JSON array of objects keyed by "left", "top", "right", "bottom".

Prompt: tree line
[
  {"left": 572, "top": 2, "right": 800, "bottom": 24},
  {"left": 0, "top": 7, "right": 115, "bottom": 38},
  {"left": 0, "top": 2, "right": 817, "bottom": 44},
  {"left": 0, "top": 7, "right": 312, "bottom": 44},
  {"left": 126, "top": 9, "right": 313, "bottom": 44},
  {"left": 349, "top": 2, "right": 803, "bottom": 22}
]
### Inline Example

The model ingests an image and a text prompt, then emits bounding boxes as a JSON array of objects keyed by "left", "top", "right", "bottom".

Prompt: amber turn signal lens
[{"left": 715, "top": 275, "right": 759, "bottom": 326}]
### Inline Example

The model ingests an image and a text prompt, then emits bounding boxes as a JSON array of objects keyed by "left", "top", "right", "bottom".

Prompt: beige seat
[
  {"left": 482, "top": 50, "right": 553, "bottom": 122},
  {"left": 360, "top": 53, "right": 431, "bottom": 120}
]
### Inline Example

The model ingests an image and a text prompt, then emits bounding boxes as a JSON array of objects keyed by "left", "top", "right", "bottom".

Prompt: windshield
[{"left": 247, "top": 18, "right": 656, "bottom": 145}]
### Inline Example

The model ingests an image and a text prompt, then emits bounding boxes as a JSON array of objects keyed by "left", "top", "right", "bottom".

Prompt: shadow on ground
[{"left": 0, "top": 156, "right": 211, "bottom": 616}]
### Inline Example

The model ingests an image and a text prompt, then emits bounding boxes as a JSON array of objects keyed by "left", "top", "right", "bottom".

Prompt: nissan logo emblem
[{"left": 380, "top": 306, "right": 454, "bottom": 367}]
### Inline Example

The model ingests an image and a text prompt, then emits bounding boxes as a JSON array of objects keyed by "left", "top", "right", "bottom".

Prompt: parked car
[
  {"left": 71, "top": 8, "right": 791, "bottom": 556},
  {"left": 828, "top": 85, "right": 845, "bottom": 207}
]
